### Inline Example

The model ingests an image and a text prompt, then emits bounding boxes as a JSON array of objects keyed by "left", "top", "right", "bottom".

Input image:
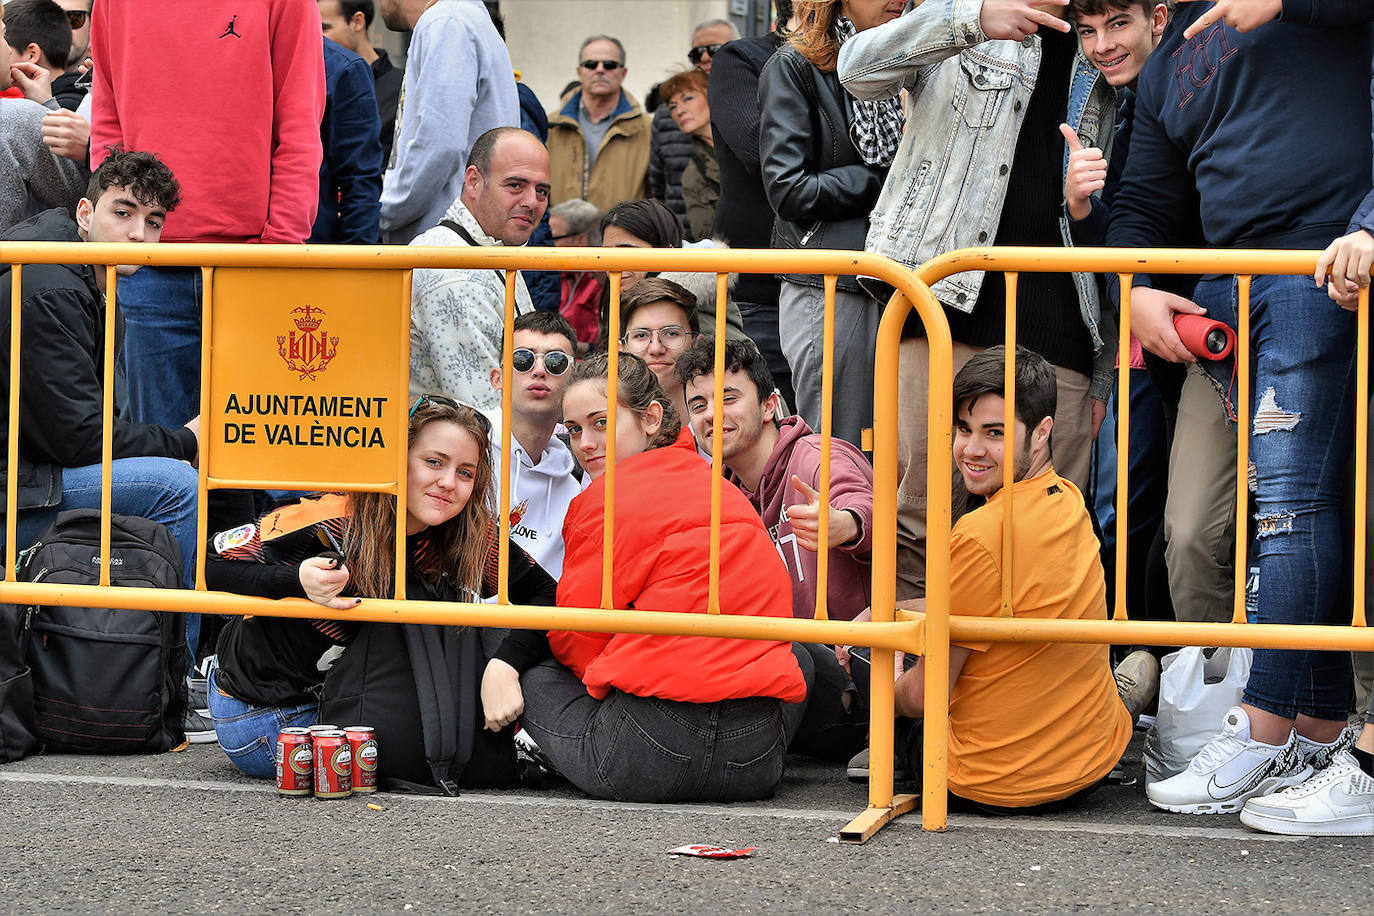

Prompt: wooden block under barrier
[{"left": 838, "top": 794, "right": 921, "bottom": 843}]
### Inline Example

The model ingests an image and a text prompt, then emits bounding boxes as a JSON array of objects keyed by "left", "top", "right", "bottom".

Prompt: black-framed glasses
[
  {"left": 687, "top": 43, "right": 722, "bottom": 64},
  {"left": 581, "top": 59, "right": 622, "bottom": 71},
  {"left": 66, "top": 9, "right": 89, "bottom": 28},
  {"left": 622, "top": 326, "right": 693, "bottom": 352},
  {"left": 512, "top": 348, "right": 572, "bottom": 375},
  {"left": 408, "top": 394, "right": 493, "bottom": 436}
]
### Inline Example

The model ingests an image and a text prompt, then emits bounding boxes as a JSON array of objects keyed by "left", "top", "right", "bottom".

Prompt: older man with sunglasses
[
  {"left": 546, "top": 34, "right": 650, "bottom": 214},
  {"left": 483, "top": 311, "right": 587, "bottom": 580}
]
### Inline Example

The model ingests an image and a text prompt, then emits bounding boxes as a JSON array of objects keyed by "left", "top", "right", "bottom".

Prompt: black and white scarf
[{"left": 835, "top": 16, "right": 905, "bottom": 167}]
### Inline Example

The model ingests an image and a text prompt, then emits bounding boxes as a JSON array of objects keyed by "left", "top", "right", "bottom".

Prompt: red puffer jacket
[{"left": 551, "top": 428, "right": 805, "bottom": 703}]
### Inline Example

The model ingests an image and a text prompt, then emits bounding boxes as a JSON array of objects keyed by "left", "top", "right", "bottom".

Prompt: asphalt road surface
[{"left": 1, "top": 732, "right": 1368, "bottom": 913}]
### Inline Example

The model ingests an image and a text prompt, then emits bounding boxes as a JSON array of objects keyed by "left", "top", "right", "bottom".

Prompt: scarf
[{"left": 835, "top": 16, "right": 905, "bottom": 167}]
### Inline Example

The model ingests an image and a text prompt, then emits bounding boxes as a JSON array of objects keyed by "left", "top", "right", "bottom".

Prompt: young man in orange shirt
[{"left": 893, "top": 345, "right": 1132, "bottom": 812}]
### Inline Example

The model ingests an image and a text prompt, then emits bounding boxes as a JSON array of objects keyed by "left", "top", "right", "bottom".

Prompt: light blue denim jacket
[{"left": 838, "top": 0, "right": 1118, "bottom": 400}]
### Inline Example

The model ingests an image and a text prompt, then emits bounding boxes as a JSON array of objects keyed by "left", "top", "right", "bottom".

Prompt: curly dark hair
[{"left": 85, "top": 148, "right": 181, "bottom": 212}]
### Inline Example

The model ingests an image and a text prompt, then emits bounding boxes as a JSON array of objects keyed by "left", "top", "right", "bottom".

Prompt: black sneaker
[{"left": 183, "top": 708, "right": 218, "bottom": 745}]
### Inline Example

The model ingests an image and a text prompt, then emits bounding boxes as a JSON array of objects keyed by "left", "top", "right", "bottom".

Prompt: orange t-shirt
[{"left": 945, "top": 470, "right": 1132, "bottom": 808}]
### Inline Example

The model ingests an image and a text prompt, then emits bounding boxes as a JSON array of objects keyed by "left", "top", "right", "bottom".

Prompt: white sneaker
[
  {"left": 1146, "top": 706, "right": 1309, "bottom": 814},
  {"left": 1240, "top": 751, "right": 1374, "bottom": 836},
  {"left": 1298, "top": 721, "right": 1361, "bottom": 772}
]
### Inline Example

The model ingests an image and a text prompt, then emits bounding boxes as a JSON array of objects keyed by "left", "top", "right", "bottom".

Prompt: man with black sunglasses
[
  {"left": 546, "top": 33, "right": 649, "bottom": 214},
  {"left": 647, "top": 17, "right": 737, "bottom": 239},
  {"left": 483, "top": 311, "right": 586, "bottom": 579}
]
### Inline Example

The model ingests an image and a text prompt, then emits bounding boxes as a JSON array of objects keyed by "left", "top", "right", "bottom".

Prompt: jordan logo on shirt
[{"left": 219, "top": 15, "right": 242, "bottom": 39}]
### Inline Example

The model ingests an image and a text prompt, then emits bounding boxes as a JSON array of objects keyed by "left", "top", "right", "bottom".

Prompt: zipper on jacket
[{"left": 798, "top": 222, "right": 822, "bottom": 246}]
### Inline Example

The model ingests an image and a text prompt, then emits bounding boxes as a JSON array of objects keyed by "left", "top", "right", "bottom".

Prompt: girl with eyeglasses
[
  {"left": 204, "top": 396, "right": 556, "bottom": 789},
  {"left": 479, "top": 353, "right": 809, "bottom": 803}
]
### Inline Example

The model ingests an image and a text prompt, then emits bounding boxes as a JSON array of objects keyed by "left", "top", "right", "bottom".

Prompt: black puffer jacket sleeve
[
  {"left": 488, "top": 538, "right": 554, "bottom": 672},
  {"left": 758, "top": 46, "right": 885, "bottom": 225}
]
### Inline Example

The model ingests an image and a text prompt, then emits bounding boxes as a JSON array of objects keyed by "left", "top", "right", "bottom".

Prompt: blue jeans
[
  {"left": 207, "top": 661, "right": 318, "bottom": 779},
  {"left": 118, "top": 266, "right": 202, "bottom": 428},
  {"left": 1195, "top": 274, "right": 1355, "bottom": 721},
  {"left": 10, "top": 457, "right": 201, "bottom": 664},
  {"left": 519, "top": 659, "right": 802, "bottom": 803}
]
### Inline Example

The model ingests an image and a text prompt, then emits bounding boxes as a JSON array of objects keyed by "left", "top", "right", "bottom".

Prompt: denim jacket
[{"left": 838, "top": 0, "right": 1118, "bottom": 400}]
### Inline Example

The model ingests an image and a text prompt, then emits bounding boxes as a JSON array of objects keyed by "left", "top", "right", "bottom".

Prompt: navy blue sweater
[{"left": 1107, "top": 0, "right": 1373, "bottom": 283}]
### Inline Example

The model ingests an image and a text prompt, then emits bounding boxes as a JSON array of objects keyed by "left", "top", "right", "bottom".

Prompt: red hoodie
[
  {"left": 89, "top": 0, "right": 324, "bottom": 243},
  {"left": 552, "top": 428, "right": 805, "bottom": 704}
]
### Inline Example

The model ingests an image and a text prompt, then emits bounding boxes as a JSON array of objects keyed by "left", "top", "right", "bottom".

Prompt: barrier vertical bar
[
  {"left": 1001, "top": 273, "right": 1017, "bottom": 616},
  {"left": 99, "top": 266, "right": 117, "bottom": 587},
  {"left": 1232, "top": 275, "right": 1252, "bottom": 624},
  {"left": 1356, "top": 284, "right": 1369, "bottom": 628},
  {"left": 921, "top": 281, "right": 954, "bottom": 832},
  {"left": 498, "top": 270, "right": 516, "bottom": 604},
  {"left": 815, "top": 275, "right": 837, "bottom": 621},
  {"left": 1114, "top": 278, "right": 1134, "bottom": 620},
  {"left": 707, "top": 273, "right": 728, "bottom": 615},
  {"left": 395, "top": 270, "right": 413, "bottom": 601},
  {"left": 6, "top": 264, "right": 22, "bottom": 579},
  {"left": 602, "top": 272, "right": 621, "bottom": 610},
  {"left": 195, "top": 267, "right": 214, "bottom": 590}
]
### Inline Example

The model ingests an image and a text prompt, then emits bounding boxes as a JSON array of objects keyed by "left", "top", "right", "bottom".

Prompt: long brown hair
[
  {"left": 345, "top": 402, "right": 495, "bottom": 598},
  {"left": 566, "top": 352, "right": 682, "bottom": 451},
  {"left": 789, "top": 0, "right": 844, "bottom": 72}
]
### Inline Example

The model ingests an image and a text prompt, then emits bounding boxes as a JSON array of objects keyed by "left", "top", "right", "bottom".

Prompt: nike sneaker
[
  {"left": 1146, "top": 706, "right": 1308, "bottom": 814},
  {"left": 1298, "top": 720, "right": 1361, "bottom": 772},
  {"left": 1240, "top": 751, "right": 1374, "bottom": 836}
]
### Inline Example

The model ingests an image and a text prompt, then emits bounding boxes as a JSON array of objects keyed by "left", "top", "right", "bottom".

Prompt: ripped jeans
[{"left": 1195, "top": 274, "right": 1355, "bottom": 721}]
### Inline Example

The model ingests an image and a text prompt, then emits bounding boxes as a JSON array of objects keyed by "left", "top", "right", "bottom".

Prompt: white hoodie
[{"left": 483, "top": 409, "right": 587, "bottom": 580}]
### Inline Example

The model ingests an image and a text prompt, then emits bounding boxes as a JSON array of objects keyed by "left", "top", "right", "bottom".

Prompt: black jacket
[
  {"left": 758, "top": 44, "right": 886, "bottom": 292},
  {"left": 709, "top": 32, "right": 785, "bottom": 308},
  {"left": 0, "top": 210, "right": 197, "bottom": 515},
  {"left": 648, "top": 104, "right": 693, "bottom": 236}
]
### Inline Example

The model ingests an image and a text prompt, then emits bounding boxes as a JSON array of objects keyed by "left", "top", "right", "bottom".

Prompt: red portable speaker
[{"left": 1172, "top": 314, "right": 1235, "bottom": 360}]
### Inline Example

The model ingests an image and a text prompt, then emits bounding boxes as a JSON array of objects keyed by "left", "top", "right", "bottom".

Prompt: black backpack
[
  {"left": 0, "top": 595, "right": 38, "bottom": 763},
  {"left": 320, "top": 572, "right": 519, "bottom": 793},
  {"left": 12, "top": 509, "right": 189, "bottom": 754}
]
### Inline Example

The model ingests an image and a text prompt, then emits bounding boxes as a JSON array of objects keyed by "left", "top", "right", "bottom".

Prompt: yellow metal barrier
[
  {"left": 0, "top": 242, "right": 943, "bottom": 842},
  {"left": 911, "top": 247, "right": 1374, "bottom": 830}
]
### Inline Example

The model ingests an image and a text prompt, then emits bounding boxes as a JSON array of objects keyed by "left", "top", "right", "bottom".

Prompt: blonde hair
[
  {"left": 346, "top": 402, "right": 495, "bottom": 598},
  {"left": 788, "top": 0, "right": 844, "bottom": 72}
]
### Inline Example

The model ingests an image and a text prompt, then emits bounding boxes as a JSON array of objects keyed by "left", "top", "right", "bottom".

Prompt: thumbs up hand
[
  {"left": 788, "top": 475, "right": 860, "bottom": 553},
  {"left": 1059, "top": 123, "right": 1107, "bottom": 222}
]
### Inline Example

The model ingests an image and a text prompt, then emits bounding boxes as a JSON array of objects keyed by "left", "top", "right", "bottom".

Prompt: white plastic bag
[{"left": 1143, "top": 646, "right": 1252, "bottom": 786}]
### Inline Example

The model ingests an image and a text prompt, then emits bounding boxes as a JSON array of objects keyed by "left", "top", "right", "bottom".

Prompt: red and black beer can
[
  {"left": 344, "top": 726, "right": 379, "bottom": 794},
  {"left": 275, "top": 727, "right": 313, "bottom": 796},
  {"left": 312, "top": 729, "right": 352, "bottom": 799}
]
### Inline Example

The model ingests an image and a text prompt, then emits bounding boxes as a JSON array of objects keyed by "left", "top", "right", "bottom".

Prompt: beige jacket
[{"left": 546, "top": 90, "right": 650, "bottom": 213}]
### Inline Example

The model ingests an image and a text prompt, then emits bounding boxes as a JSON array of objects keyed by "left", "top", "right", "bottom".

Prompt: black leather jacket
[{"left": 758, "top": 43, "right": 886, "bottom": 291}]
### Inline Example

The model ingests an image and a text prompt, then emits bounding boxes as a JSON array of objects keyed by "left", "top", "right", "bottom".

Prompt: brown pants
[
  {"left": 1162, "top": 366, "right": 1238, "bottom": 623},
  {"left": 894, "top": 337, "right": 1094, "bottom": 600}
]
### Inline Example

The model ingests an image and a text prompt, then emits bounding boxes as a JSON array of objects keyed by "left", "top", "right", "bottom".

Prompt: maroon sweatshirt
[{"left": 726, "top": 416, "right": 873, "bottom": 621}]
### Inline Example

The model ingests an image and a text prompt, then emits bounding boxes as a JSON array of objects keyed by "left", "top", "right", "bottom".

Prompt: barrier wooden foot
[{"left": 838, "top": 794, "right": 920, "bottom": 843}]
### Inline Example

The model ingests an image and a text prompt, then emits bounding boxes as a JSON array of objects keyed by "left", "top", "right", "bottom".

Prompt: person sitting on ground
[
  {"left": 617, "top": 277, "right": 701, "bottom": 425},
  {"left": 547, "top": 198, "right": 604, "bottom": 351},
  {"left": 678, "top": 336, "right": 871, "bottom": 761},
  {"left": 484, "top": 310, "right": 587, "bottom": 580},
  {"left": 659, "top": 68, "right": 718, "bottom": 242},
  {"left": 205, "top": 396, "right": 557, "bottom": 787},
  {"left": 410, "top": 127, "right": 550, "bottom": 411},
  {"left": 890, "top": 346, "right": 1132, "bottom": 813},
  {"left": 595, "top": 198, "right": 746, "bottom": 347},
  {"left": 477, "top": 353, "right": 808, "bottom": 803},
  {"left": 677, "top": 336, "right": 872, "bottom": 621}
]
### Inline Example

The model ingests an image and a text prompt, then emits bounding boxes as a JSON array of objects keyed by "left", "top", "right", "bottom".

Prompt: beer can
[
  {"left": 275, "top": 728, "right": 313, "bottom": 796},
  {"left": 344, "top": 726, "right": 379, "bottom": 794},
  {"left": 308, "top": 724, "right": 339, "bottom": 735},
  {"left": 312, "top": 729, "right": 352, "bottom": 799}
]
